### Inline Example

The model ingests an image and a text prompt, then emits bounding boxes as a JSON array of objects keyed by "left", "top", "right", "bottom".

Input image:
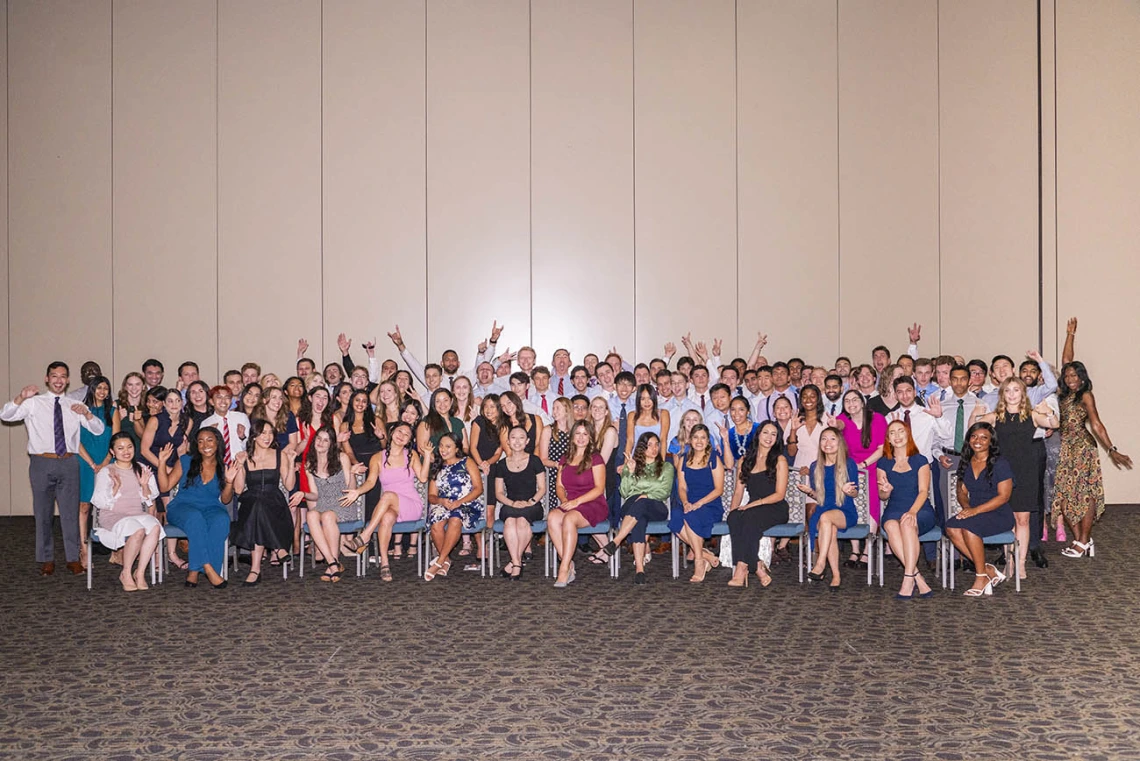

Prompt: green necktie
[{"left": 954, "top": 399, "right": 965, "bottom": 452}]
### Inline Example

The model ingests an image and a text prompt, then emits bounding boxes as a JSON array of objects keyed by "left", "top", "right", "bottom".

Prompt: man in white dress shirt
[
  {"left": 508, "top": 372, "right": 552, "bottom": 425},
  {"left": 549, "top": 349, "right": 574, "bottom": 398},
  {"left": 201, "top": 386, "right": 251, "bottom": 464},
  {"left": 590, "top": 363, "right": 617, "bottom": 401},
  {"left": 2, "top": 362, "right": 106, "bottom": 575},
  {"left": 388, "top": 323, "right": 499, "bottom": 391},
  {"left": 822, "top": 375, "right": 845, "bottom": 418},
  {"left": 473, "top": 361, "right": 508, "bottom": 397}
]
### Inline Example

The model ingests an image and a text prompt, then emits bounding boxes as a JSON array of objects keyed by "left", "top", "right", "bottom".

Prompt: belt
[{"left": 35, "top": 453, "right": 74, "bottom": 459}]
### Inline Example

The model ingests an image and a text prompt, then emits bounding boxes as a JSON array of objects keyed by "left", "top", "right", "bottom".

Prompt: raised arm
[
  {"left": 1062, "top": 317, "right": 1077, "bottom": 365},
  {"left": 1081, "top": 393, "right": 1133, "bottom": 469}
]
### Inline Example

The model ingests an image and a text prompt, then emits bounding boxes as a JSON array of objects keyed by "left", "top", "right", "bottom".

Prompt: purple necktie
[{"left": 54, "top": 397, "right": 67, "bottom": 456}]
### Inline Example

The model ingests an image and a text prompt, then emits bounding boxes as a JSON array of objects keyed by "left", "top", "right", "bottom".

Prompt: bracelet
[{"left": 1110, "top": 445, "right": 1118, "bottom": 453}]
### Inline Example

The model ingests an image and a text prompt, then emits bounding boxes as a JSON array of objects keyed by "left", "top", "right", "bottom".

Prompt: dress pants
[{"left": 29, "top": 455, "right": 81, "bottom": 563}]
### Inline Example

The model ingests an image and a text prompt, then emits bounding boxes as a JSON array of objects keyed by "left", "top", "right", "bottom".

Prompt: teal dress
[{"left": 80, "top": 404, "right": 116, "bottom": 502}]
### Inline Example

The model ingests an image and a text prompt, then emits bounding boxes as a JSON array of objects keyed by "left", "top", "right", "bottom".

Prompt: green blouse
[{"left": 619, "top": 461, "right": 675, "bottom": 502}]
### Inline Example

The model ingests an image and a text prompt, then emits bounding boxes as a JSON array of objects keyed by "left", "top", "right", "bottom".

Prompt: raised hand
[
  {"left": 694, "top": 342, "right": 709, "bottom": 363},
  {"left": 337, "top": 333, "right": 352, "bottom": 355},
  {"left": 177, "top": 439, "right": 190, "bottom": 457},
  {"left": 477, "top": 338, "right": 489, "bottom": 354},
  {"left": 421, "top": 440, "right": 435, "bottom": 459},
  {"left": 364, "top": 338, "right": 376, "bottom": 358},
  {"left": 159, "top": 443, "right": 174, "bottom": 463},
  {"left": 138, "top": 466, "right": 153, "bottom": 498},
  {"left": 664, "top": 342, "right": 677, "bottom": 359},
  {"left": 755, "top": 332, "right": 768, "bottom": 349},
  {"left": 907, "top": 323, "right": 922, "bottom": 343},
  {"left": 681, "top": 332, "right": 693, "bottom": 350},
  {"left": 387, "top": 325, "right": 405, "bottom": 350},
  {"left": 297, "top": 338, "right": 309, "bottom": 358},
  {"left": 1067, "top": 317, "right": 1078, "bottom": 335},
  {"left": 108, "top": 468, "right": 122, "bottom": 493},
  {"left": 70, "top": 403, "right": 91, "bottom": 417},
  {"left": 224, "top": 459, "right": 242, "bottom": 483},
  {"left": 712, "top": 338, "right": 723, "bottom": 357},
  {"left": 490, "top": 320, "right": 504, "bottom": 343},
  {"left": 237, "top": 424, "right": 247, "bottom": 440},
  {"left": 16, "top": 384, "right": 39, "bottom": 404},
  {"left": 496, "top": 348, "right": 517, "bottom": 363},
  {"left": 923, "top": 395, "right": 943, "bottom": 417},
  {"left": 1026, "top": 349, "right": 1044, "bottom": 363},
  {"left": 337, "top": 430, "right": 351, "bottom": 443}
]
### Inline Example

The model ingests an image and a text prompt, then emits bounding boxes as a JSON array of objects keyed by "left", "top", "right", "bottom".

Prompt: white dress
[{"left": 91, "top": 467, "right": 165, "bottom": 549}]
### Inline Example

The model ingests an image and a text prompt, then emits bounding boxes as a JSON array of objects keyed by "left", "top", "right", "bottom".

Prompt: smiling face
[
  {"left": 111, "top": 436, "right": 135, "bottom": 464},
  {"left": 437, "top": 435, "right": 458, "bottom": 461},
  {"left": 313, "top": 429, "right": 333, "bottom": 454},
  {"left": 476, "top": 363, "right": 494, "bottom": 385},
  {"left": 518, "top": 348, "right": 537, "bottom": 372},
  {"left": 1020, "top": 363, "right": 1041, "bottom": 387},
  {"left": 572, "top": 424, "right": 591, "bottom": 449},
  {"left": 434, "top": 391, "right": 453, "bottom": 416},
  {"left": 842, "top": 390, "right": 864, "bottom": 417},
  {"left": 189, "top": 383, "right": 207, "bottom": 407},
  {"left": 499, "top": 395, "right": 517, "bottom": 418},
  {"left": 824, "top": 378, "right": 843, "bottom": 402},
  {"left": 887, "top": 421, "right": 909, "bottom": 450},
  {"left": 144, "top": 365, "right": 164, "bottom": 388},
  {"left": 895, "top": 383, "right": 915, "bottom": 408},
  {"left": 93, "top": 381, "right": 110, "bottom": 403},
  {"left": 773, "top": 397, "right": 793, "bottom": 424},
  {"left": 264, "top": 388, "right": 284, "bottom": 414},
  {"left": 285, "top": 378, "right": 304, "bottom": 399},
  {"left": 729, "top": 398, "right": 749, "bottom": 425},
  {"left": 819, "top": 429, "right": 840, "bottom": 456},
  {"left": 310, "top": 388, "right": 329, "bottom": 414},
  {"left": 589, "top": 397, "right": 608, "bottom": 423},
  {"left": 400, "top": 404, "right": 420, "bottom": 425},
  {"left": 950, "top": 368, "right": 970, "bottom": 398},
  {"left": 800, "top": 387, "right": 819, "bottom": 412},
  {"left": 680, "top": 410, "right": 701, "bottom": 436},
  {"left": 1063, "top": 366, "right": 1080, "bottom": 391},
  {"left": 46, "top": 366, "right": 69, "bottom": 395},
  {"left": 351, "top": 392, "right": 369, "bottom": 414},
  {"left": 324, "top": 364, "right": 344, "bottom": 386},
  {"left": 197, "top": 430, "right": 218, "bottom": 459},
  {"left": 757, "top": 422, "right": 778, "bottom": 449},
  {"left": 391, "top": 424, "right": 412, "bottom": 448},
  {"left": 125, "top": 375, "right": 145, "bottom": 402},
  {"left": 164, "top": 391, "right": 183, "bottom": 417},
  {"left": 690, "top": 428, "right": 709, "bottom": 453},
  {"left": 508, "top": 427, "right": 529, "bottom": 453},
  {"left": 211, "top": 391, "right": 233, "bottom": 416},
  {"left": 991, "top": 359, "right": 1014, "bottom": 385},
  {"left": 254, "top": 423, "right": 275, "bottom": 450},
  {"left": 1001, "top": 381, "right": 1024, "bottom": 408},
  {"left": 243, "top": 386, "right": 262, "bottom": 411},
  {"left": 968, "top": 427, "right": 992, "bottom": 458}
]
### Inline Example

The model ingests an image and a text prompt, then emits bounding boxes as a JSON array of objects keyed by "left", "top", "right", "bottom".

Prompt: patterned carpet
[{"left": 2, "top": 508, "right": 1139, "bottom": 761}]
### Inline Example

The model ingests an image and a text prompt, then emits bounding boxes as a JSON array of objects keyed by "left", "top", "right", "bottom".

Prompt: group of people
[{"left": 4, "top": 317, "right": 1130, "bottom": 597}]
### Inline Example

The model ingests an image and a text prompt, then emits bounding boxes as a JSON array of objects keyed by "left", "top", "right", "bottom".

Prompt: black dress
[
  {"left": 493, "top": 454, "right": 546, "bottom": 524},
  {"left": 994, "top": 412, "right": 1040, "bottom": 514},
  {"left": 727, "top": 467, "right": 789, "bottom": 572},
  {"left": 348, "top": 427, "right": 384, "bottom": 520},
  {"left": 232, "top": 450, "right": 293, "bottom": 551}
]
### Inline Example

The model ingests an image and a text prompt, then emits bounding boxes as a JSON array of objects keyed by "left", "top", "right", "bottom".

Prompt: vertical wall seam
[
  {"left": 319, "top": 0, "right": 324, "bottom": 368},
  {"left": 835, "top": 0, "right": 840, "bottom": 357},
  {"left": 109, "top": 1, "right": 114, "bottom": 378},
  {"left": 935, "top": 0, "right": 942, "bottom": 353},
  {"left": 423, "top": 0, "right": 429, "bottom": 356},
  {"left": 733, "top": 0, "right": 739, "bottom": 358},
  {"left": 630, "top": 0, "right": 636, "bottom": 362},
  {"left": 1036, "top": 0, "right": 1043, "bottom": 352},
  {"left": 1052, "top": 0, "right": 1058, "bottom": 355},
  {"left": 528, "top": 0, "right": 533, "bottom": 349},
  {"left": 215, "top": 0, "right": 220, "bottom": 378}
]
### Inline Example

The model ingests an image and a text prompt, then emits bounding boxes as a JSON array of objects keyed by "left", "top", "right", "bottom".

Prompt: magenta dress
[
  {"left": 837, "top": 412, "right": 888, "bottom": 523},
  {"left": 379, "top": 451, "right": 425, "bottom": 522},
  {"left": 558, "top": 453, "right": 608, "bottom": 526}
]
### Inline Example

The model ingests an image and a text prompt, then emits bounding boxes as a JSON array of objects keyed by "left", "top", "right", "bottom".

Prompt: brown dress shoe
[
  {"left": 66, "top": 561, "right": 84, "bottom": 575},
  {"left": 39, "top": 561, "right": 55, "bottom": 576}
]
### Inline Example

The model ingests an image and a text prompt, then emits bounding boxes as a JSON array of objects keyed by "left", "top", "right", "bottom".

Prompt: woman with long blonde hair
[{"left": 797, "top": 427, "right": 859, "bottom": 590}]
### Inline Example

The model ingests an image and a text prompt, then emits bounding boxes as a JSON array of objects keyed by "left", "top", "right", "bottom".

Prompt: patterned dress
[
  {"left": 431, "top": 458, "right": 485, "bottom": 530},
  {"left": 546, "top": 428, "right": 571, "bottom": 510},
  {"left": 1051, "top": 396, "right": 1105, "bottom": 526}
]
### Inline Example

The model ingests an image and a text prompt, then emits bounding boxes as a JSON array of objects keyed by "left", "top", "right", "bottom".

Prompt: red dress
[
  {"left": 297, "top": 420, "right": 315, "bottom": 495},
  {"left": 558, "top": 453, "right": 608, "bottom": 526}
]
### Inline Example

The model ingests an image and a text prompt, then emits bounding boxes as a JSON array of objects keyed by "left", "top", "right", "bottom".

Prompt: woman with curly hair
[
  {"left": 944, "top": 422, "right": 1014, "bottom": 597},
  {"left": 550, "top": 420, "right": 608, "bottom": 587},
  {"left": 596, "top": 431, "right": 675, "bottom": 585}
]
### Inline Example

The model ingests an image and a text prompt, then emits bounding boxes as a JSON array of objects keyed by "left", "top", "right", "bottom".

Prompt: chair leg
[
  {"left": 878, "top": 534, "right": 884, "bottom": 588},
  {"left": 671, "top": 535, "right": 679, "bottom": 579},
  {"left": 798, "top": 534, "right": 804, "bottom": 583},
  {"left": 86, "top": 540, "right": 93, "bottom": 591},
  {"left": 299, "top": 533, "right": 306, "bottom": 579},
  {"left": 866, "top": 535, "right": 873, "bottom": 586}
]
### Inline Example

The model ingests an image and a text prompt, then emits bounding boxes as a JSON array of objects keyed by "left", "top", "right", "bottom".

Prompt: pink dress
[
  {"left": 837, "top": 412, "right": 888, "bottom": 523},
  {"left": 380, "top": 451, "right": 425, "bottom": 522},
  {"left": 558, "top": 453, "right": 608, "bottom": 526}
]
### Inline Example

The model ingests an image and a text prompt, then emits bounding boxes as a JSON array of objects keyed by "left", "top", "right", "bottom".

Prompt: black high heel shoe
[
  {"left": 211, "top": 579, "right": 228, "bottom": 590},
  {"left": 242, "top": 571, "right": 261, "bottom": 587},
  {"left": 500, "top": 562, "right": 514, "bottom": 579},
  {"left": 511, "top": 563, "right": 524, "bottom": 582}
]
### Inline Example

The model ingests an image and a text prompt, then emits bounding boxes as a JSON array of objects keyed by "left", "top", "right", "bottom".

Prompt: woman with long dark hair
[
  {"left": 668, "top": 424, "right": 726, "bottom": 584},
  {"left": 341, "top": 389, "right": 385, "bottom": 520},
  {"left": 239, "top": 383, "right": 262, "bottom": 419},
  {"left": 184, "top": 380, "right": 213, "bottom": 439},
  {"left": 498, "top": 390, "right": 542, "bottom": 455},
  {"left": 158, "top": 427, "right": 238, "bottom": 589},
  {"left": 799, "top": 427, "right": 859, "bottom": 590},
  {"left": 343, "top": 421, "right": 432, "bottom": 581},
  {"left": 78, "top": 375, "right": 118, "bottom": 564},
  {"left": 944, "top": 422, "right": 1014, "bottom": 597},
  {"left": 726, "top": 421, "right": 789, "bottom": 588},
  {"left": 596, "top": 432, "right": 675, "bottom": 584},
  {"left": 303, "top": 426, "right": 356, "bottom": 582},
  {"left": 494, "top": 425, "right": 548, "bottom": 580},
  {"left": 92, "top": 432, "right": 164, "bottom": 591},
  {"left": 116, "top": 371, "right": 146, "bottom": 451},
  {"left": 141, "top": 387, "right": 192, "bottom": 569},
  {"left": 423, "top": 433, "right": 484, "bottom": 580},
  {"left": 834, "top": 388, "right": 886, "bottom": 568},
  {"left": 1052, "top": 358, "right": 1132, "bottom": 558},
  {"left": 418, "top": 388, "right": 467, "bottom": 452},
  {"left": 550, "top": 420, "right": 608, "bottom": 587},
  {"left": 231, "top": 419, "right": 298, "bottom": 585}
]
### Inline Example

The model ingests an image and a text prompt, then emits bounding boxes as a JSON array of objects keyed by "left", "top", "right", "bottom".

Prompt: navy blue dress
[
  {"left": 807, "top": 458, "right": 860, "bottom": 540},
  {"left": 669, "top": 451, "right": 724, "bottom": 539},
  {"left": 944, "top": 456, "right": 1014, "bottom": 537},
  {"left": 882, "top": 453, "right": 936, "bottom": 535}
]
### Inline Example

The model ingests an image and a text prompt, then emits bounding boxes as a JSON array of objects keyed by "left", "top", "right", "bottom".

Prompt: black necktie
[{"left": 54, "top": 397, "right": 67, "bottom": 456}]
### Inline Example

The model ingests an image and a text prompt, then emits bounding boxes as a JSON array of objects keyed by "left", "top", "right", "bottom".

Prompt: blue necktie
[{"left": 54, "top": 397, "right": 67, "bottom": 456}]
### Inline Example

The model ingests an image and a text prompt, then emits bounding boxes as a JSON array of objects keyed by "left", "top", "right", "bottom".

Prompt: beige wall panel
[
  {"left": 0, "top": 8, "right": 9, "bottom": 514},
  {"left": 531, "top": 0, "right": 634, "bottom": 365},
  {"left": 838, "top": 0, "right": 938, "bottom": 363},
  {"left": 1055, "top": 0, "right": 1139, "bottom": 503},
  {"left": 322, "top": 0, "right": 427, "bottom": 370},
  {"left": 939, "top": 0, "right": 1038, "bottom": 361},
  {"left": 113, "top": 1, "right": 218, "bottom": 384},
  {"left": 634, "top": 0, "right": 737, "bottom": 360},
  {"left": 218, "top": 0, "right": 321, "bottom": 379},
  {"left": 8, "top": 1, "right": 113, "bottom": 517},
  {"left": 737, "top": 0, "right": 838, "bottom": 367},
  {"left": 426, "top": 0, "right": 530, "bottom": 367}
]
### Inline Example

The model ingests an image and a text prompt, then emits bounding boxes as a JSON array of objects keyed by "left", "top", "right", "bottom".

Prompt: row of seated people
[{"left": 4, "top": 318, "right": 1130, "bottom": 596}]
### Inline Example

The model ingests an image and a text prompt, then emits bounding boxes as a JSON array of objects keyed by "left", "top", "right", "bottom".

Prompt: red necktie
[
  {"left": 541, "top": 394, "right": 549, "bottom": 414},
  {"left": 557, "top": 378, "right": 564, "bottom": 396},
  {"left": 903, "top": 409, "right": 911, "bottom": 429},
  {"left": 221, "top": 417, "right": 232, "bottom": 465}
]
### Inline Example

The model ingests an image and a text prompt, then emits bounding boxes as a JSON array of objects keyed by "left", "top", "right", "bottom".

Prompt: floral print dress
[{"left": 431, "top": 457, "right": 485, "bottom": 530}]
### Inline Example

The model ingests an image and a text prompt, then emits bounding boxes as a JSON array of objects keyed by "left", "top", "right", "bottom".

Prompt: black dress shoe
[
  {"left": 634, "top": 571, "right": 647, "bottom": 585},
  {"left": 1030, "top": 548, "right": 1048, "bottom": 568}
]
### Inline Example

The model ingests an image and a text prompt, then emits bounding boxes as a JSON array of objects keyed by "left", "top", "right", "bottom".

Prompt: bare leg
[
  {"left": 632, "top": 541, "right": 647, "bottom": 573},
  {"left": 309, "top": 512, "right": 340, "bottom": 569},
  {"left": 119, "top": 530, "right": 145, "bottom": 591},
  {"left": 547, "top": 510, "right": 567, "bottom": 565},
  {"left": 556, "top": 511, "right": 589, "bottom": 583},
  {"left": 947, "top": 527, "right": 990, "bottom": 592},
  {"left": 78, "top": 502, "right": 91, "bottom": 566},
  {"left": 375, "top": 510, "right": 398, "bottom": 569},
  {"left": 884, "top": 520, "right": 913, "bottom": 595},
  {"left": 1013, "top": 512, "right": 1030, "bottom": 579},
  {"left": 135, "top": 525, "right": 161, "bottom": 589},
  {"left": 246, "top": 545, "right": 265, "bottom": 584}
]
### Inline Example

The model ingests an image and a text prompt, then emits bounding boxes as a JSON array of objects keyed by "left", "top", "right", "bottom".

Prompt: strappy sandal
[
  {"left": 347, "top": 535, "right": 368, "bottom": 555},
  {"left": 320, "top": 562, "right": 342, "bottom": 583},
  {"left": 424, "top": 559, "right": 443, "bottom": 581},
  {"left": 702, "top": 548, "right": 721, "bottom": 568},
  {"left": 963, "top": 572, "right": 993, "bottom": 597},
  {"left": 438, "top": 560, "right": 452, "bottom": 577},
  {"left": 985, "top": 563, "right": 1007, "bottom": 588},
  {"left": 1061, "top": 540, "right": 1091, "bottom": 558},
  {"left": 379, "top": 564, "right": 393, "bottom": 582}
]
